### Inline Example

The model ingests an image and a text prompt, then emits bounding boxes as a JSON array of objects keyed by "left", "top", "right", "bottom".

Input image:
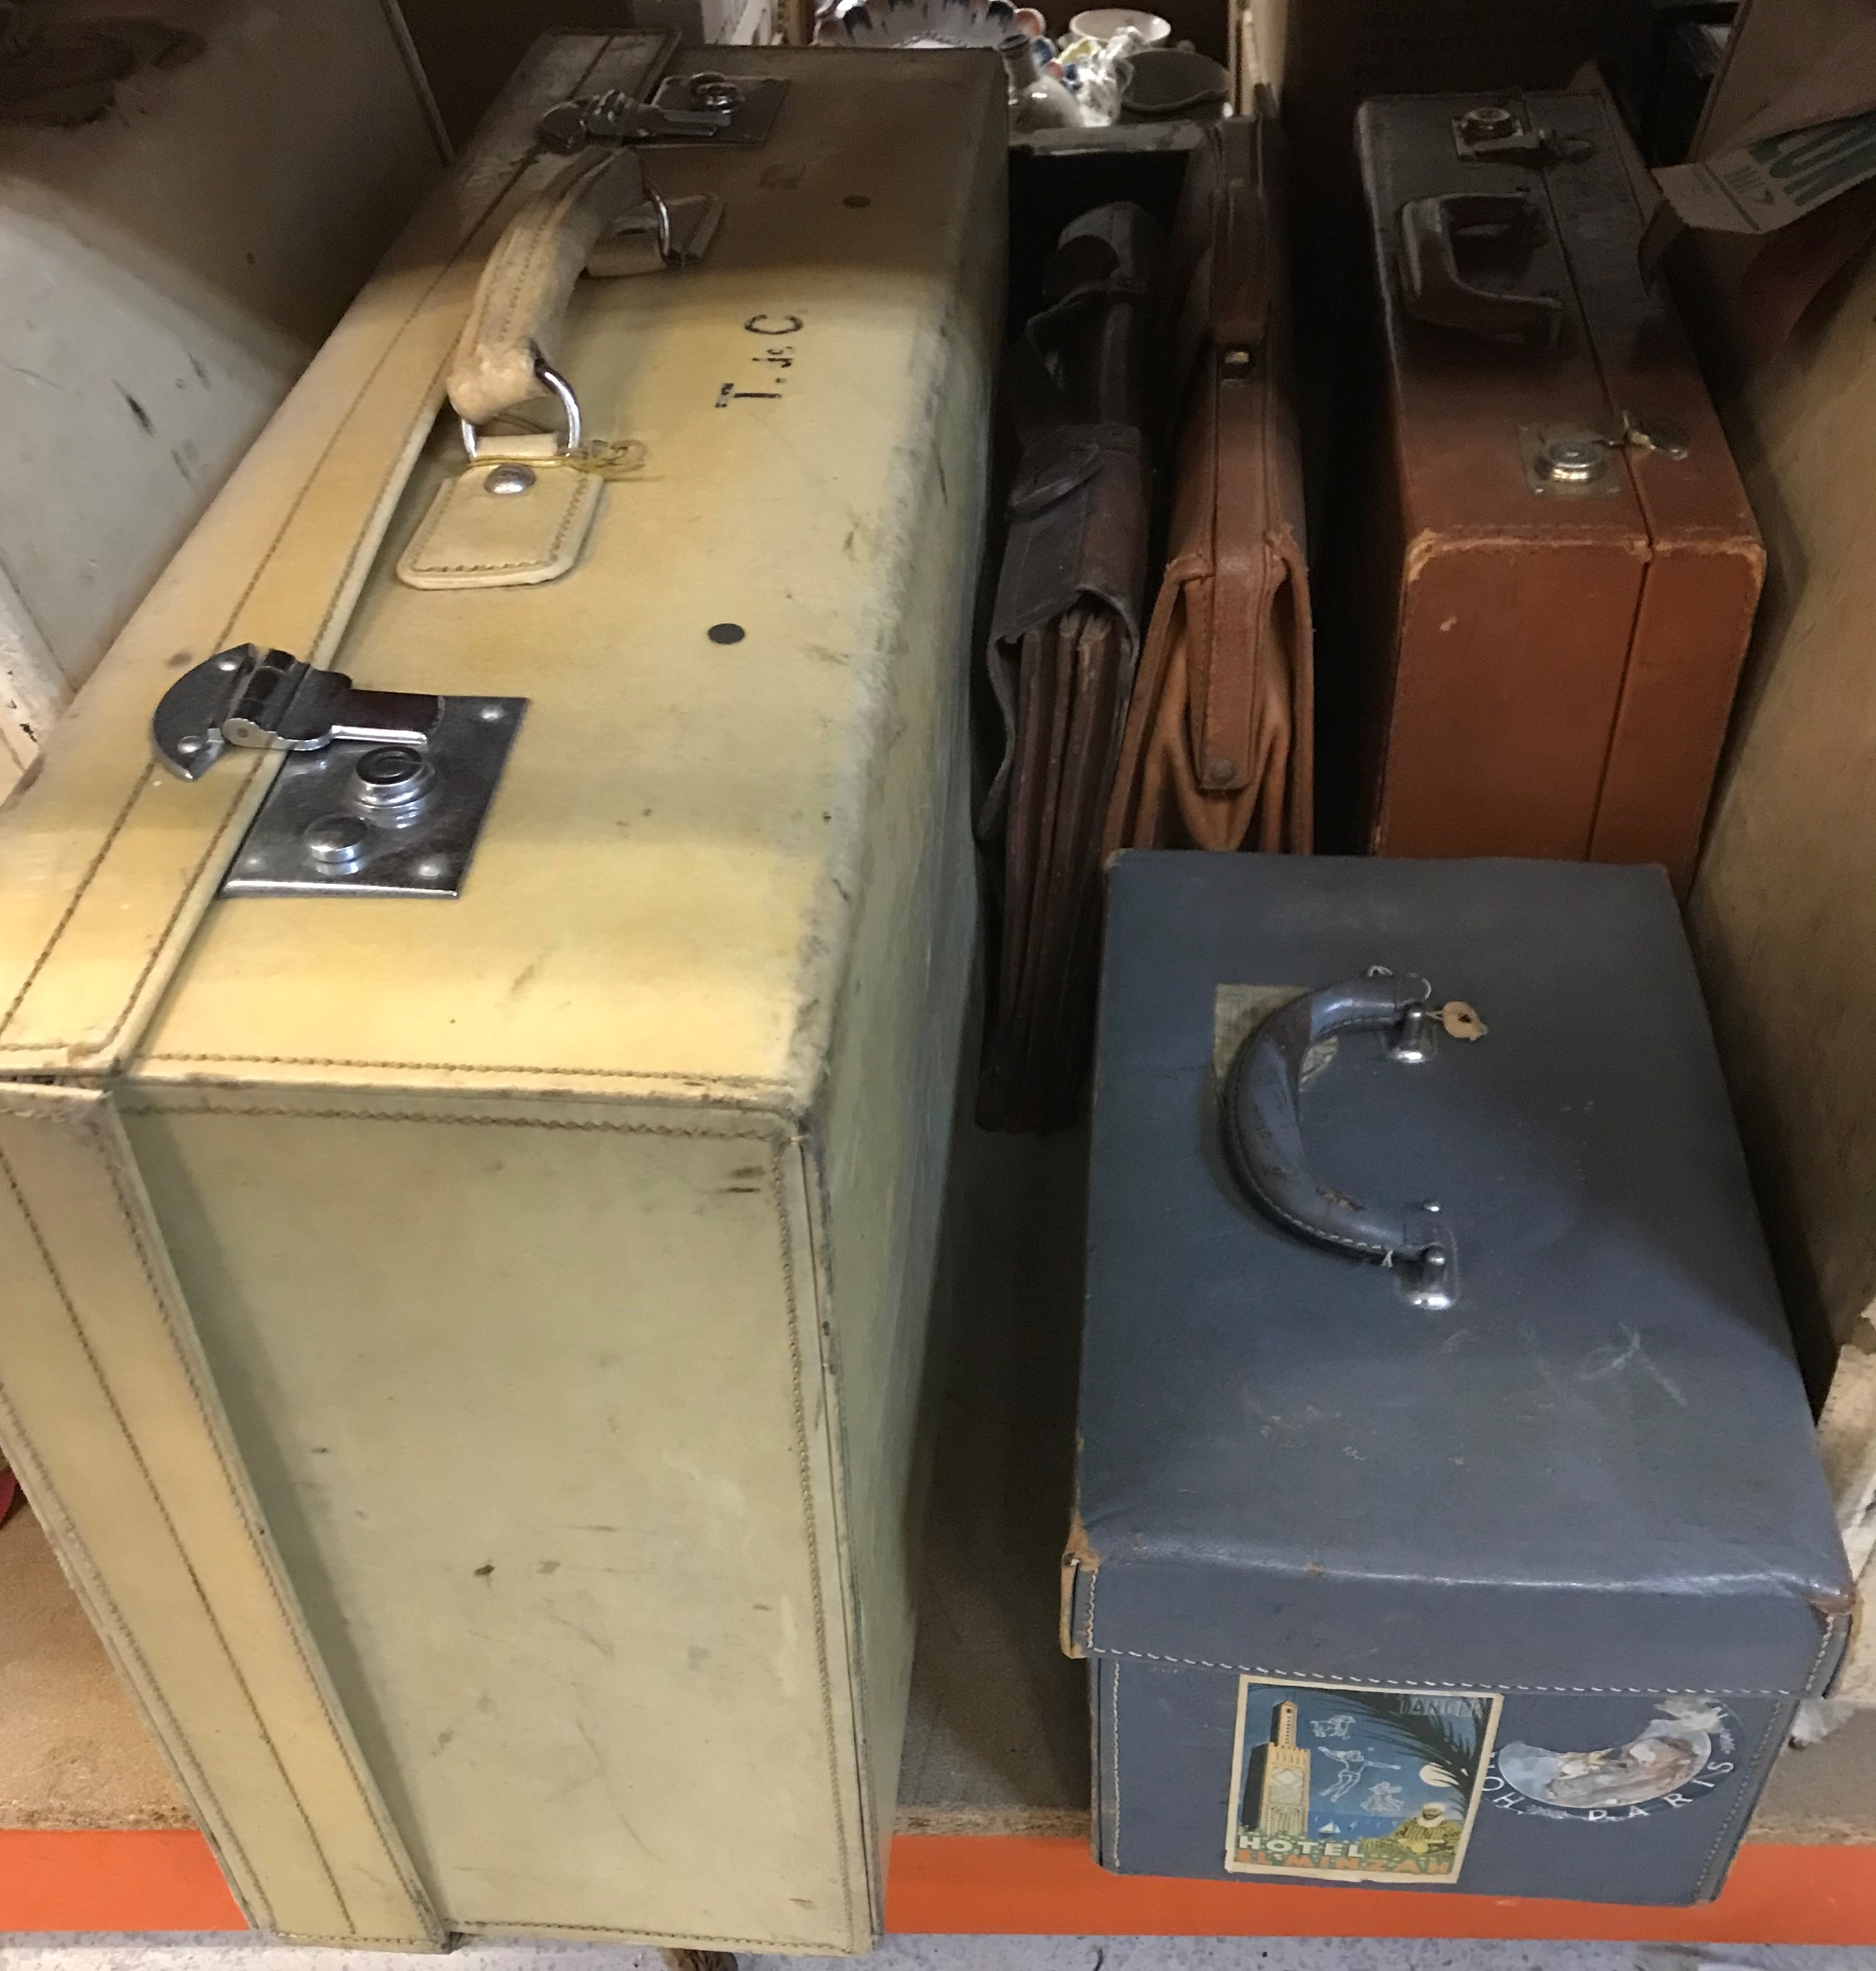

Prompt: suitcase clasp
[
  {"left": 154, "top": 646, "right": 443, "bottom": 782},
  {"left": 152, "top": 648, "right": 527, "bottom": 900},
  {"left": 538, "top": 73, "right": 789, "bottom": 153}
]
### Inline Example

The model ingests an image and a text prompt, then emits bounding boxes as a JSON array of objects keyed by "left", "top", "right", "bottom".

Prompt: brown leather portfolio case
[{"left": 1344, "top": 90, "right": 1763, "bottom": 890}]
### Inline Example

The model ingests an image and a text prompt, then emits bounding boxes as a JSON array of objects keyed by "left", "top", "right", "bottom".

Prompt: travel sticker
[
  {"left": 1224, "top": 1676, "right": 1502, "bottom": 1883},
  {"left": 1484, "top": 1696, "right": 1740, "bottom": 1821}
]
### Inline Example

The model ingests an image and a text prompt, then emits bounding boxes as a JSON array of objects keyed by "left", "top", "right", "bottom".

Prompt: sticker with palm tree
[{"left": 1224, "top": 1675, "right": 1502, "bottom": 1883}]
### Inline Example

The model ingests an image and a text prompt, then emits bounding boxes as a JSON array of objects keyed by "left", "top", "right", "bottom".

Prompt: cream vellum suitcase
[{"left": 0, "top": 33, "right": 1005, "bottom": 1955}]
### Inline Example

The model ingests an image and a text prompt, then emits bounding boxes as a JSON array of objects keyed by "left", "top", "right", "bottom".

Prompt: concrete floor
[{"left": 6, "top": 1941, "right": 1876, "bottom": 1971}]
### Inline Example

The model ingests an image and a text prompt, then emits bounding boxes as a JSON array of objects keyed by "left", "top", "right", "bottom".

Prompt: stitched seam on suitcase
[
  {"left": 0, "top": 1140, "right": 276, "bottom": 1928},
  {"left": 106, "top": 1106, "right": 780, "bottom": 1137},
  {"left": 451, "top": 1922, "right": 851, "bottom": 1948},
  {"left": 137, "top": 1055, "right": 777, "bottom": 1085},
  {"left": 1531, "top": 107, "right": 1653, "bottom": 866},
  {"left": 772, "top": 1133, "right": 861, "bottom": 1943},
  {"left": 1079, "top": 1641, "right": 1801, "bottom": 1697},
  {"left": 9, "top": 1117, "right": 367, "bottom": 1932},
  {"left": 0, "top": 132, "right": 570, "bottom": 1061},
  {"left": 1696, "top": 1696, "right": 1786, "bottom": 1896},
  {"left": 92, "top": 1117, "right": 436, "bottom": 1932},
  {"left": 797, "top": 1132, "right": 880, "bottom": 1932},
  {"left": 1591, "top": 548, "right": 1762, "bottom": 869},
  {"left": 1695, "top": 1615, "right": 1838, "bottom": 1897},
  {"left": 0, "top": 1108, "right": 434, "bottom": 1939},
  {"left": 1110, "top": 1656, "right": 1122, "bottom": 1868}
]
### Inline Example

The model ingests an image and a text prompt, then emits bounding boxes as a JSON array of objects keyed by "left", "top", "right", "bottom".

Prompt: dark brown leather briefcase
[
  {"left": 979, "top": 201, "right": 1161, "bottom": 1133},
  {"left": 1344, "top": 91, "right": 1763, "bottom": 891}
]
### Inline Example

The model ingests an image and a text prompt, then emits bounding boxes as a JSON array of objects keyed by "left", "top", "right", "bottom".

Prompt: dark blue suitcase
[{"left": 1067, "top": 852, "right": 1849, "bottom": 1903}]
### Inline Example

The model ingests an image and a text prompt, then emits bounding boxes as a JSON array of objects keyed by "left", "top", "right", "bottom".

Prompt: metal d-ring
[
  {"left": 459, "top": 354, "right": 584, "bottom": 464},
  {"left": 646, "top": 181, "right": 675, "bottom": 265}
]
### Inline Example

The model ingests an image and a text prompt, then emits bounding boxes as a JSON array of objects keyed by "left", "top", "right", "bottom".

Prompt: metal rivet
[
  {"left": 1540, "top": 437, "right": 1608, "bottom": 485},
  {"left": 217, "top": 657, "right": 241, "bottom": 672},
  {"left": 175, "top": 735, "right": 202, "bottom": 756},
  {"left": 708, "top": 623, "right": 745, "bottom": 645},
  {"left": 413, "top": 854, "right": 451, "bottom": 881},
  {"left": 1459, "top": 105, "right": 1517, "bottom": 142},
  {"left": 485, "top": 462, "right": 537, "bottom": 496},
  {"left": 691, "top": 73, "right": 740, "bottom": 111},
  {"left": 303, "top": 814, "right": 371, "bottom": 872},
  {"left": 350, "top": 745, "right": 435, "bottom": 818},
  {"left": 477, "top": 703, "right": 506, "bottom": 722}
]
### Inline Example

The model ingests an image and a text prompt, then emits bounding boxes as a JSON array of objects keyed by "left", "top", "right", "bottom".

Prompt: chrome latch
[
  {"left": 154, "top": 646, "right": 441, "bottom": 781},
  {"left": 538, "top": 71, "right": 788, "bottom": 152},
  {"left": 152, "top": 646, "right": 526, "bottom": 900}
]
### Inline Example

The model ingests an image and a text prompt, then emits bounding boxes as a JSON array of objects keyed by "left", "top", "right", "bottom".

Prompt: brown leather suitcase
[{"left": 1343, "top": 90, "right": 1763, "bottom": 890}]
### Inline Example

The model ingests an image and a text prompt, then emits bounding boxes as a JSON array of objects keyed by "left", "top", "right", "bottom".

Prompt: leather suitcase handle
[
  {"left": 447, "top": 147, "right": 649, "bottom": 433},
  {"left": 1219, "top": 976, "right": 1458, "bottom": 1305},
  {"left": 1397, "top": 192, "right": 1563, "bottom": 341}
]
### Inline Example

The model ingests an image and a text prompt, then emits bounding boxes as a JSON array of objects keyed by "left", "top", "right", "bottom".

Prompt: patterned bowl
[{"left": 816, "top": 0, "right": 1025, "bottom": 50}]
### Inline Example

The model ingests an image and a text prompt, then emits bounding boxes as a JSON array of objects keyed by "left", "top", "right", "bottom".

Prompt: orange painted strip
[
  {"left": 886, "top": 1836, "right": 1876, "bottom": 1943},
  {"left": 0, "top": 1831, "right": 244, "bottom": 1933},
  {"left": 5, "top": 1827, "right": 1873, "bottom": 1942}
]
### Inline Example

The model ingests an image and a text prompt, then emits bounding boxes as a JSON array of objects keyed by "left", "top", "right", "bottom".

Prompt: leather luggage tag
[{"left": 397, "top": 435, "right": 604, "bottom": 591}]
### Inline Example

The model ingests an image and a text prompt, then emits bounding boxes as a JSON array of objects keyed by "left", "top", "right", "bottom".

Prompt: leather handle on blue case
[{"left": 1219, "top": 977, "right": 1458, "bottom": 1305}]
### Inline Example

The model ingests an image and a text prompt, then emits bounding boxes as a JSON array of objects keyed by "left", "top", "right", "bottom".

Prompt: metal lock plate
[
  {"left": 1519, "top": 413, "right": 1692, "bottom": 497},
  {"left": 1452, "top": 102, "right": 1595, "bottom": 165},
  {"left": 222, "top": 696, "right": 525, "bottom": 899},
  {"left": 1519, "top": 424, "right": 1621, "bottom": 497},
  {"left": 647, "top": 70, "right": 788, "bottom": 145},
  {"left": 150, "top": 646, "right": 526, "bottom": 900},
  {"left": 537, "top": 71, "right": 788, "bottom": 152}
]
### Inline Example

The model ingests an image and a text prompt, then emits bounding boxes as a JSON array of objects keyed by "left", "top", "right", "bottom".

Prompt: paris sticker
[
  {"left": 1484, "top": 1696, "right": 1741, "bottom": 1821},
  {"left": 1224, "top": 1676, "right": 1503, "bottom": 1883}
]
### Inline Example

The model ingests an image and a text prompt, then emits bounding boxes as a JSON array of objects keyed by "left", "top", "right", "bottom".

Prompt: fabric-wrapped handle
[
  {"left": 1220, "top": 977, "right": 1457, "bottom": 1301},
  {"left": 447, "top": 147, "right": 651, "bottom": 431}
]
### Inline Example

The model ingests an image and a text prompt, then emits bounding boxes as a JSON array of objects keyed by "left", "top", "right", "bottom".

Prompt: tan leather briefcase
[
  {"left": 1105, "top": 110, "right": 1313, "bottom": 859},
  {"left": 0, "top": 35, "right": 1003, "bottom": 1954},
  {"left": 1339, "top": 91, "right": 1763, "bottom": 890}
]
